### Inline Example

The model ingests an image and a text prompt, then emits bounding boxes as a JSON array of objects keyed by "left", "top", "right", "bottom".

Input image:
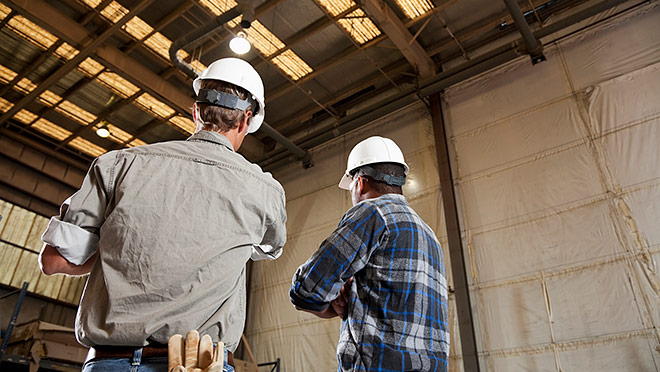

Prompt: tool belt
[{"left": 86, "top": 345, "right": 234, "bottom": 366}]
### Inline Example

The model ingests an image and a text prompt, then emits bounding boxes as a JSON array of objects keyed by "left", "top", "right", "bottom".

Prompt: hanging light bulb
[
  {"left": 229, "top": 31, "right": 251, "bottom": 55},
  {"left": 96, "top": 125, "right": 110, "bottom": 138}
]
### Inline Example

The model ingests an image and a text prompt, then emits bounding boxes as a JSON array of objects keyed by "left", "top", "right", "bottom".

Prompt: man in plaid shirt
[{"left": 290, "top": 136, "right": 449, "bottom": 371}]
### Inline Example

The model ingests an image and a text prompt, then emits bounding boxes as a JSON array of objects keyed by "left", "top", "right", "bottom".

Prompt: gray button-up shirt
[{"left": 41, "top": 131, "right": 286, "bottom": 351}]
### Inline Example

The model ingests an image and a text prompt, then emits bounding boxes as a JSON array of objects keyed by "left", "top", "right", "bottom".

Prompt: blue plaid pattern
[{"left": 290, "top": 194, "right": 449, "bottom": 371}]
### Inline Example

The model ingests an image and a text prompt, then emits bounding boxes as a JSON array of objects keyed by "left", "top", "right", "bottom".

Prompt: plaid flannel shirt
[{"left": 290, "top": 194, "right": 449, "bottom": 372}]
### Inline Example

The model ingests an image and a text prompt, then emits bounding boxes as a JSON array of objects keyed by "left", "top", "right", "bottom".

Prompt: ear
[
  {"left": 356, "top": 175, "right": 369, "bottom": 195},
  {"left": 237, "top": 110, "right": 252, "bottom": 135},
  {"left": 192, "top": 103, "right": 204, "bottom": 133},
  {"left": 192, "top": 102, "right": 198, "bottom": 122}
]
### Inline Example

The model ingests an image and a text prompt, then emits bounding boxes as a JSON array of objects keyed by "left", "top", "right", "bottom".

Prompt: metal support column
[
  {"left": 0, "top": 282, "right": 29, "bottom": 364},
  {"left": 429, "top": 93, "right": 480, "bottom": 371}
]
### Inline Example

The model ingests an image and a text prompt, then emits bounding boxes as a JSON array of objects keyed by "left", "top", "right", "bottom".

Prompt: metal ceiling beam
[
  {"left": 3, "top": 0, "right": 265, "bottom": 158},
  {"left": 0, "top": 0, "right": 156, "bottom": 128},
  {"left": 3, "top": 0, "right": 111, "bottom": 130},
  {"left": 0, "top": 155, "right": 77, "bottom": 209},
  {"left": 124, "top": 0, "right": 197, "bottom": 55},
  {"left": 268, "top": 0, "right": 458, "bottom": 100},
  {"left": 0, "top": 135, "right": 85, "bottom": 189},
  {"left": 362, "top": 0, "right": 435, "bottom": 77},
  {"left": 267, "top": 35, "right": 385, "bottom": 102},
  {"left": 270, "top": 58, "right": 410, "bottom": 138},
  {"left": 427, "top": 0, "right": 557, "bottom": 58},
  {"left": 263, "top": 0, "right": 632, "bottom": 171},
  {"left": 251, "top": 4, "right": 360, "bottom": 68},
  {"left": 0, "top": 129, "right": 89, "bottom": 171},
  {"left": 266, "top": 0, "right": 457, "bottom": 103},
  {"left": 3, "top": 0, "right": 188, "bottom": 117},
  {"left": 15, "top": 73, "right": 97, "bottom": 133},
  {"left": 266, "top": 0, "right": 572, "bottom": 142},
  {"left": 109, "top": 114, "right": 176, "bottom": 151},
  {"left": 0, "top": 182, "right": 59, "bottom": 218},
  {"left": 55, "top": 89, "right": 139, "bottom": 150},
  {"left": 311, "top": 0, "right": 399, "bottom": 89},
  {"left": 0, "top": 41, "right": 63, "bottom": 98}
]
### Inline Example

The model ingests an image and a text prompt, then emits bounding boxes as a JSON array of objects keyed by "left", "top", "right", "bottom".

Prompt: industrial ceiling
[{"left": 0, "top": 0, "right": 615, "bottom": 216}]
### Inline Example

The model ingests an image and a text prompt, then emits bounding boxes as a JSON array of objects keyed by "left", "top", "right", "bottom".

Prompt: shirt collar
[
  {"left": 365, "top": 193, "right": 408, "bottom": 205},
  {"left": 186, "top": 130, "right": 235, "bottom": 152}
]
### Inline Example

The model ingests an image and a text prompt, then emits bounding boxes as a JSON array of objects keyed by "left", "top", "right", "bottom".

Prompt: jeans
[{"left": 82, "top": 347, "right": 235, "bottom": 372}]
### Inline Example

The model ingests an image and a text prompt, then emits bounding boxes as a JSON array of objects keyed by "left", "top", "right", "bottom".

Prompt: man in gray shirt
[{"left": 39, "top": 58, "right": 286, "bottom": 372}]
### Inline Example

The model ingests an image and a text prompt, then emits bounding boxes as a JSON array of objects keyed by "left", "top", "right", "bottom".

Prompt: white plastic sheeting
[
  {"left": 444, "top": 2, "right": 660, "bottom": 371},
  {"left": 245, "top": 1, "right": 660, "bottom": 371}
]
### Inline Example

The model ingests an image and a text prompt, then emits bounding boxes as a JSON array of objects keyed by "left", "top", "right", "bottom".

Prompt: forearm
[
  {"left": 295, "top": 305, "right": 338, "bottom": 319},
  {"left": 39, "top": 244, "right": 97, "bottom": 276}
]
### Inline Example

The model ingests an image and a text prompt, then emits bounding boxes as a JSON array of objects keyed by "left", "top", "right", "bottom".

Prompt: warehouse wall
[
  {"left": 442, "top": 2, "right": 660, "bottom": 370},
  {"left": 247, "top": 2, "right": 660, "bottom": 371}
]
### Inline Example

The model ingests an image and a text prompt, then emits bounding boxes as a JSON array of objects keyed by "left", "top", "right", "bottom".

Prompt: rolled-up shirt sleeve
[
  {"left": 251, "top": 185, "right": 287, "bottom": 261},
  {"left": 290, "top": 202, "right": 387, "bottom": 311},
  {"left": 41, "top": 152, "right": 117, "bottom": 265}
]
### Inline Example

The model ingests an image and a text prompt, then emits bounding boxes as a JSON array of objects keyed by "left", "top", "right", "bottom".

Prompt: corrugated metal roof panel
[{"left": 394, "top": 0, "right": 434, "bottom": 19}]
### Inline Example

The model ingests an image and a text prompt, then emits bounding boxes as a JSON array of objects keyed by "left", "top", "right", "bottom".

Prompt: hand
[
  {"left": 330, "top": 277, "right": 353, "bottom": 320},
  {"left": 168, "top": 330, "right": 225, "bottom": 372}
]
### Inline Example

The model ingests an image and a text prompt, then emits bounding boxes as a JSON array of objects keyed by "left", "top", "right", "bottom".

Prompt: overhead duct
[
  {"left": 502, "top": 0, "right": 546, "bottom": 64},
  {"left": 262, "top": 0, "right": 633, "bottom": 172},
  {"left": 169, "top": 1, "right": 312, "bottom": 168}
]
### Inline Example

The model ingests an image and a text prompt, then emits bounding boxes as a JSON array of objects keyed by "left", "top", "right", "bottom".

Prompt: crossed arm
[
  {"left": 39, "top": 244, "right": 98, "bottom": 276},
  {"left": 295, "top": 277, "right": 353, "bottom": 319}
]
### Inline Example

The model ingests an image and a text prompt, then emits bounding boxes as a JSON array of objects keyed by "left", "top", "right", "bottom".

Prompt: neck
[
  {"left": 357, "top": 189, "right": 385, "bottom": 204},
  {"left": 211, "top": 128, "right": 242, "bottom": 151}
]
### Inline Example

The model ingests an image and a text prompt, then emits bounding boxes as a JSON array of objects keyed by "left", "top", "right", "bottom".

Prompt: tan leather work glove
[{"left": 168, "top": 330, "right": 225, "bottom": 372}]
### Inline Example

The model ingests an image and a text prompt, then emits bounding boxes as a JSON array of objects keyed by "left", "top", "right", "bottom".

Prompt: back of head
[
  {"left": 352, "top": 162, "right": 406, "bottom": 195},
  {"left": 338, "top": 136, "right": 409, "bottom": 191},
  {"left": 193, "top": 57, "right": 265, "bottom": 134},
  {"left": 196, "top": 80, "right": 250, "bottom": 133}
]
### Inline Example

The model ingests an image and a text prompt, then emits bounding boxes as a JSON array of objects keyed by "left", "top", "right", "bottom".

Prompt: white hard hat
[
  {"left": 338, "top": 136, "right": 409, "bottom": 189},
  {"left": 193, "top": 57, "right": 265, "bottom": 133}
]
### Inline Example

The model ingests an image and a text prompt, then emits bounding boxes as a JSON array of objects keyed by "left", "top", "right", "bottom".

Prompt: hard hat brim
[{"left": 338, "top": 173, "right": 352, "bottom": 190}]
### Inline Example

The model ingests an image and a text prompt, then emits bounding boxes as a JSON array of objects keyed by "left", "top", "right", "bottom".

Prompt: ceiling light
[
  {"left": 230, "top": 31, "right": 251, "bottom": 55},
  {"left": 96, "top": 125, "right": 110, "bottom": 138}
]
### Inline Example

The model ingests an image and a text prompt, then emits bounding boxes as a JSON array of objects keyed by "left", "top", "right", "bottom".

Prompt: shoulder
[
  {"left": 234, "top": 153, "right": 285, "bottom": 196},
  {"left": 341, "top": 199, "right": 386, "bottom": 225},
  {"left": 96, "top": 140, "right": 183, "bottom": 162}
]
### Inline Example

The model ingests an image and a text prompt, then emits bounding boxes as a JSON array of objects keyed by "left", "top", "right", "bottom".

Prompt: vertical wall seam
[
  {"left": 557, "top": 40, "right": 660, "bottom": 369},
  {"left": 540, "top": 270, "right": 563, "bottom": 372}
]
